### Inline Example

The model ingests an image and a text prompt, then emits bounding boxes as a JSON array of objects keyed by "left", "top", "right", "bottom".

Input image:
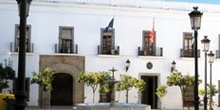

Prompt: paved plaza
[
  {"left": 25, "top": 106, "right": 73, "bottom": 110},
  {"left": 24, "top": 105, "right": 220, "bottom": 110}
]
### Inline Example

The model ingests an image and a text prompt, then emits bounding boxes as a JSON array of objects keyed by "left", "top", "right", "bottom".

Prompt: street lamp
[
  {"left": 125, "top": 59, "right": 131, "bottom": 72},
  {"left": 208, "top": 51, "right": 214, "bottom": 110},
  {"left": 171, "top": 60, "right": 176, "bottom": 72},
  {"left": 15, "top": 0, "right": 32, "bottom": 110},
  {"left": 201, "top": 36, "right": 210, "bottom": 110},
  {"left": 189, "top": 6, "right": 203, "bottom": 110}
]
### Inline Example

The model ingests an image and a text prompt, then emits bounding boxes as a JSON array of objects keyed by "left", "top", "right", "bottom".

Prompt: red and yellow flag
[{"left": 149, "top": 18, "right": 155, "bottom": 44}]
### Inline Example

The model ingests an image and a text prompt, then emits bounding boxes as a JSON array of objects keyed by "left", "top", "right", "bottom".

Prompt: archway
[{"left": 51, "top": 73, "right": 73, "bottom": 106}]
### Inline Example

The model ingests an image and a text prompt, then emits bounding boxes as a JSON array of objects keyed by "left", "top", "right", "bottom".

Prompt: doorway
[
  {"left": 51, "top": 73, "right": 73, "bottom": 106},
  {"left": 141, "top": 75, "right": 158, "bottom": 109}
]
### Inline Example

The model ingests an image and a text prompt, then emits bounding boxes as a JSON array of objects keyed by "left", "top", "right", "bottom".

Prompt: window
[
  {"left": 216, "top": 35, "right": 220, "bottom": 58},
  {"left": 98, "top": 28, "right": 119, "bottom": 55},
  {"left": 11, "top": 25, "right": 32, "bottom": 53},
  {"left": 143, "top": 31, "right": 155, "bottom": 55},
  {"left": 56, "top": 27, "right": 78, "bottom": 54},
  {"left": 138, "top": 30, "right": 162, "bottom": 56},
  {"left": 181, "top": 32, "right": 194, "bottom": 57}
]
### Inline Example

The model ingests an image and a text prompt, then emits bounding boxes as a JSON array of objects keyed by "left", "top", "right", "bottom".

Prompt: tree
[
  {"left": 156, "top": 85, "right": 167, "bottom": 98},
  {"left": 0, "top": 59, "right": 15, "bottom": 93},
  {"left": 76, "top": 71, "right": 111, "bottom": 102},
  {"left": 156, "top": 85, "right": 167, "bottom": 109},
  {"left": 31, "top": 67, "right": 55, "bottom": 92},
  {"left": 167, "top": 71, "right": 194, "bottom": 95},
  {"left": 156, "top": 70, "right": 194, "bottom": 109},
  {"left": 115, "top": 74, "right": 145, "bottom": 103},
  {"left": 207, "top": 84, "right": 218, "bottom": 97},
  {"left": 31, "top": 67, "right": 55, "bottom": 108},
  {"left": 166, "top": 70, "right": 194, "bottom": 109}
]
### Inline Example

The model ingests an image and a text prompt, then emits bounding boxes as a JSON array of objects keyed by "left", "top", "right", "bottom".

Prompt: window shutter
[{"left": 61, "top": 29, "right": 72, "bottom": 39}]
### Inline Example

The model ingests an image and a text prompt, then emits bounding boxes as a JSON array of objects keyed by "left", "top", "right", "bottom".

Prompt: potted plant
[
  {"left": 0, "top": 59, "right": 15, "bottom": 93},
  {"left": 0, "top": 59, "right": 15, "bottom": 110}
]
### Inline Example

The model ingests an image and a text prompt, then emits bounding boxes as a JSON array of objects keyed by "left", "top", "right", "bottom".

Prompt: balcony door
[
  {"left": 183, "top": 33, "right": 193, "bottom": 57},
  {"left": 59, "top": 27, "right": 74, "bottom": 53}
]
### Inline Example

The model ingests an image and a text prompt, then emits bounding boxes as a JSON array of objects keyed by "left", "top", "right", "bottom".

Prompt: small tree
[
  {"left": 207, "top": 84, "right": 218, "bottom": 97},
  {"left": 31, "top": 67, "right": 55, "bottom": 108},
  {"left": 76, "top": 71, "right": 111, "bottom": 102},
  {"left": 115, "top": 74, "right": 145, "bottom": 103},
  {"left": 0, "top": 59, "right": 15, "bottom": 93},
  {"left": 156, "top": 85, "right": 167, "bottom": 98},
  {"left": 156, "top": 85, "right": 167, "bottom": 109},
  {"left": 166, "top": 70, "right": 194, "bottom": 109},
  {"left": 31, "top": 68, "right": 55, "bottom": 92}
]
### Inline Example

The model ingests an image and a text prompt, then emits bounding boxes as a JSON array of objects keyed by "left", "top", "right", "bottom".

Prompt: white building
[{"left": 1, "top": 0, "right": 220, "bottom": 109}]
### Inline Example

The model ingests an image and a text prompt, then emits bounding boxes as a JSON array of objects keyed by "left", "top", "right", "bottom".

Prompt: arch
[{"left": 51, "top": 73, "right": 73, "bottom": 106}]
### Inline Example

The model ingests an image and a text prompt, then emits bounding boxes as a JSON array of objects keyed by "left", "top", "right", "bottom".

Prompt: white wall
[{"left": 1, "top": 0, "right": 220, "bottom": 108}]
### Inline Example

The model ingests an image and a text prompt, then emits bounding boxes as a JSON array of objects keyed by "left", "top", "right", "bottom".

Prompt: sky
[{"left": 164, "top": 0, "right": 220, "bottom": 4}]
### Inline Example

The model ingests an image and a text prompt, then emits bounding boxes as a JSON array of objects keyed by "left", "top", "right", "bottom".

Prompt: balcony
[
  {"left": 10, "top": 42, "right": 34, "bottom": 53},
  {"left": 98, "top": 45, "right": 120, "bottom": 55},
  {"left": 55, "top": 44, "right": 78, "bottom": 54},
  {"left": 216, "top": 50, "right": 220, "bottom": 59},
  {"left": 138, "top": 46, "right": 163, "bottom": 57},
  {"left": 180, "top": 49, "right": 200, "bottom": 58}
]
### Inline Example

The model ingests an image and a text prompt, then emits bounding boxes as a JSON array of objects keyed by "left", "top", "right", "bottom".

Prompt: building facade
[{"left": 1, "top": 0, "right": 220, "bottom": 109}]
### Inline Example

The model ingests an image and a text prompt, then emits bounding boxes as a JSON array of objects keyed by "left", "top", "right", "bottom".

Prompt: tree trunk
[
  {"left": 126, "top": 90, "right": 128, "bottom": 103},
  {"left": 93, "top": 89, "right": 95, "bottom": 103}
]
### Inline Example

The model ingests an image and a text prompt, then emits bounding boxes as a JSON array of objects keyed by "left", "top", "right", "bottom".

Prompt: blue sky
[{"left": 164, "top": 0, "right": 220, "bottom": 4}]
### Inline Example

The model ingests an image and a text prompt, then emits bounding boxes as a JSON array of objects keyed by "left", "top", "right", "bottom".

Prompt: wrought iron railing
[
  {"left": 10, "top": 42, "right": 34, "bottom": 53},
  {"left": 180, "top": 49, "right": 200, "bottom": 58},
  {"left": 216, "top": 50, "right": 220, "bottom": 58},
  {"left": 97, "top": 45, "right": 120, "bottom": 55},
  {"left": 55, "top": 43, "right": 78, "bottom": 54},
  {"left": 138, "top": 46, "right": 163, "bottom": 56}
]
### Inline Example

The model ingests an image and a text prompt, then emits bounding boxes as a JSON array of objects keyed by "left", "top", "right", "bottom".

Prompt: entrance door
[
  {"left": 141, "top": 75, "right": 158, "bottom": 109},
  {"left": 51, "top": 73, "right": 73, "bottom": 106}
]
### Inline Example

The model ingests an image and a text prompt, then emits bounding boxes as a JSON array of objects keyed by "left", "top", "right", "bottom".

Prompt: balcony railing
[
  {"left": 138, "top": 46, "right": 163, "bottom": 56},
  {"left": 180, "top": 49, "right": 200, "bottom": 58},
  {"left": 216, "top": 50, "right": 220, "bottom": 58},
  {"left": 10, "top": 42, "right": 34, "bottom": 53},
  {"left": 55, "top": 43, "right": 78, "bottom": 54},
  {"left": 98, "top": 45, "right": 120, "bottom": 55}
]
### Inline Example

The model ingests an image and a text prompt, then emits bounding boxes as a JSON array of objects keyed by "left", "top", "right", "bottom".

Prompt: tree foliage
[
  {"left": 115, "top": 74, "right": 146, "bottom": 103},
  {"left": 207, "top": 84, "right": 218, "bottom": 96},
  {"left": 76, "top": 71, "right": 111, "bottom": 102},
  {"left": 0, "top": 59, "right": 15, "bottom": 93},
  {"left": 115, "top": 74, "right": 145, "bottom": 92},
  {"left": 199, "top": 84, "right": 218, "bottom": 96},
  {"left": 156, "top": 85, "right": 167, "bottom": 98},
  {"left": 167, "top": 71, "right": 194, "bottom": 93},
  {"left": 31, "top": 68, "right": 55, "bottom": 92}
]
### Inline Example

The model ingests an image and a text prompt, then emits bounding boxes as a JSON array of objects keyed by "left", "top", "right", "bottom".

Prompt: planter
[{"left": 0, "top": 94, "right": 15, "bottom": 110}]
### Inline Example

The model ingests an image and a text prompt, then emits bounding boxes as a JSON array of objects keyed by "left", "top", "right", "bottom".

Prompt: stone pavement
[
  {"left": 25, "top": 106, "right": 74, "bottom": 110},
  {"left": 25, "top": 105, "right": 220, "bottom": 110}
]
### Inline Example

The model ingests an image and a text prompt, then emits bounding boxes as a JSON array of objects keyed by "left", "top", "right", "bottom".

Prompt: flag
[
  {"left": 103, "top": 18, "right": 114, "bottom": 33},
  {"left": 149, "top": 18, "right": 155, "bottom": 45}
]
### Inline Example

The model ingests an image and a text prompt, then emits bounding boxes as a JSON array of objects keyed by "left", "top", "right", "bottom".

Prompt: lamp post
[
  {"left": 208, "top": 51, "right": 214, "bottom": 110},
  {"left": 201, "top": 36, "right": 210, "bottom": 110},
  {"left": 189, "top": 7, "right": 203, "bottom": 110},
  {"left": 15, "top": 0, "right": 32, "bottom": 110}
]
